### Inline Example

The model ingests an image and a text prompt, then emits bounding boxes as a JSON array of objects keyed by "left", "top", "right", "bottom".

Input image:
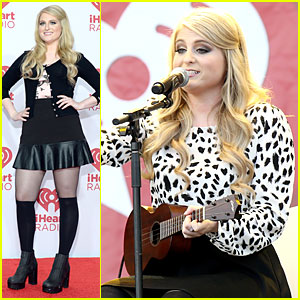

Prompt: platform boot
[
  {"left": 42, "top": 253, "right": 70, "bottom": 294},
  {"left": 7, "top": 250, "right": 38, "bottom": 289}
]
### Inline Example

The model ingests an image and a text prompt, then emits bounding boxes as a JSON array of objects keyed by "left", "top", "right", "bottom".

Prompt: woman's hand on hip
[
  {"left": 11, "top": 107, "right": 30, "bottom": 122},
  {"left": 57, "top": 95, "right": 82, "bottom": 110},
  {"left": 182, "top": 205, "right": 218, "bottom": 238}
]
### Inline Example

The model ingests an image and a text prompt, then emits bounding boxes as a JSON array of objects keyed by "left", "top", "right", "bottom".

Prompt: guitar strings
[
  {"left": 137, "top": 211, "right": 232, "bottom": 248},
  {"left": 137, "top": 202, "right": 237, "bottom": 247},
  {"left": 139, "top": 201, "right": 233, "bottom": 239},
  {"left": 139, "top": 201, "right": 233, "bottom": 235}
]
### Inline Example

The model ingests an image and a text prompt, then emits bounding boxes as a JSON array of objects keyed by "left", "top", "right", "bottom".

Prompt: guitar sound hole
[{"left": 150, "top": 222, "right": 160, "bottom": 246}]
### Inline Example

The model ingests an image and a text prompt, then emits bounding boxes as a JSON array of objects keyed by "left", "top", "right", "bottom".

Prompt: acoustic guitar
[{"left": 124, "top": 195, "right": 240, "bottom": 275}]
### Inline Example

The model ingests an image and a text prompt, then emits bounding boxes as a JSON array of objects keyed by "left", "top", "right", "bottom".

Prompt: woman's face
[
  {"left": 173, "top": 26, "right": 226, "bottom": 96},
  {"left": 39, "top": 13, "right": 62, "bottom": 46}
]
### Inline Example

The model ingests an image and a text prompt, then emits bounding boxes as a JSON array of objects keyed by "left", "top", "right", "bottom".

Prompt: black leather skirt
[{"left": 13, "top": 99, "right": 94, "bottom": 170}]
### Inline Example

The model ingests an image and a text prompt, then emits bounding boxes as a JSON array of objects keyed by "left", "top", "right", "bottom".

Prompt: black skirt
[
  {"left": 103, "top": 235, "right": 291, "bottom": 298},
  {"left": 13, "top": 99, "right": 94, "bottom": 170}
]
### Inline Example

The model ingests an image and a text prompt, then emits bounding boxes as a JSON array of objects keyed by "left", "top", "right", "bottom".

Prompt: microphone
[
  {"left": 112, "top": 68, "right": 188, "bottom": 126},
  {"left": 151, "top": 67, "right": 189, "bottom": 95}
]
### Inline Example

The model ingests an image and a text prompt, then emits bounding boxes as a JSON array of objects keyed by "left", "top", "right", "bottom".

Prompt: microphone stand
[{"left": 113, "top": 95, "right": 173, "bottom": 298}]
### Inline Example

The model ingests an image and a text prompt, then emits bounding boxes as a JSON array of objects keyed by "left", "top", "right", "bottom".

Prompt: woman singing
[
  {"left": 3, "top": 5, "right": 99, "bottom": 294},
  {"left": 101, "top": 7, "right": 294, "bottom": 298}
]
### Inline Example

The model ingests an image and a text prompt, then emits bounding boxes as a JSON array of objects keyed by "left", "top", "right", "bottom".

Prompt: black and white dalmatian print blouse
[{"left": 101, "top": 103, "right": 295, "bottom": 256}]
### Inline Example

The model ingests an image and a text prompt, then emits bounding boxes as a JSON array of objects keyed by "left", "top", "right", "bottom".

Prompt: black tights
[
  {"left": 101, "top": 286, "right": 193, "bottom": 298},
  {"left": 15, "top": 167, "right": 80, "bottom": 255}
]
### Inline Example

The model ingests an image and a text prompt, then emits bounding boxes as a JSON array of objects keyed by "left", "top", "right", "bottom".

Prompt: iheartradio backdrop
[
  {"left": 2, "top": 2, "right": 100, "bottom": 259},
  {"left": 101, "top": 2, "right": 298, "bottom": 297}
]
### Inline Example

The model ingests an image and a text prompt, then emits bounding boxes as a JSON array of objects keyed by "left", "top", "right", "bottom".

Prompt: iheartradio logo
[
  {"left": 37, "top": 188, "right": 59, "bottom": 212},
  {"left": 2, "top": 2, "right": 15, "bottom": 30},
  {"left": 91, "top": 148, "right": 100, "bottom": 171},
  {"left": 2, "top": 147, "right": 13, "bottom": 168},
  {"left": 2, "top": 66, "right": 10, "bottom": 77},
  {"left": 90, "top": 2, "right": 100, "bottom": 32},
  {"left": 92, "top": 2, "right": 100, "bottom": 11},
  {"left": 2, "top": 2, "right": 9, "bottom": 9}
]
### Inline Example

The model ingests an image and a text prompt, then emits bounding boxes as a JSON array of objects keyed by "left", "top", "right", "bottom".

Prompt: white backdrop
[
  {"left": 2, "top": 2, "right": 100, "bottom": 258},
  {"left": 101, "top": 2, "right": 298, "bottom": 297}
]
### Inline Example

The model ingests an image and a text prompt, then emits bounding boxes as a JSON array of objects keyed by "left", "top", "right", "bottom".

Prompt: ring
[{"left": 189, "top": 227, "right": 194, "bottom": 232}]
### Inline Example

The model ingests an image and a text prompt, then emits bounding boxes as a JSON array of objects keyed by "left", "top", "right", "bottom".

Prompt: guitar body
[
  {"left": 124, "top": 204, "right": 192, "bottom": 276},
  {"left": 123, "top": 195, "right": 240, "bottom": 275}
]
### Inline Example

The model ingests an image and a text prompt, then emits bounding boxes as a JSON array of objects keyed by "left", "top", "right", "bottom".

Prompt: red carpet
[{"left": 2, "top": 257, "right": 100, "bottom": 298}]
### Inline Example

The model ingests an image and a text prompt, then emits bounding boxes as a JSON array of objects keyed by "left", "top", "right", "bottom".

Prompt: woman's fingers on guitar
[
  {"left": 184, "top": 205, "right": 199, "bottom": 216},
  {"left": 191, "top": 220, "right": 200, "bottom": 232},
  {"left": 183, "top": 205, "right": 202, "bottom": 238},
  {"left": 182, "top": 215, "right": 200, "bottom": 238},
  {"left": 182, "top": 215, "right": 191, "bottom": 237}
]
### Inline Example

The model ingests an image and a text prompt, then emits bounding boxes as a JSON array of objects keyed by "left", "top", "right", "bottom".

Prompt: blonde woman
[
  {"left": 3, "top": 5, "right": 99, "bottom": 294},
  {"left": 101, "top": 7, "right": 294, "bottom": 298}
]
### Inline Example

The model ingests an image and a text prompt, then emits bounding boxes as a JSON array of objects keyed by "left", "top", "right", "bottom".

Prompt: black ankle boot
[
  {"left": 7, "top": 251, "right": 38, "bottom": 290},
  {"left": 42, "top": 253, "right": 70, "bottom": 294}
]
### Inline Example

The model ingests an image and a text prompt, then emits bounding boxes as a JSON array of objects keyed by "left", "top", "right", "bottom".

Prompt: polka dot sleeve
[
  {"left": 101, "top": 119, "right": 152, "bottom": 167},
  {"left": 207, "top": 104, "right": 295, "bottom": 256}
]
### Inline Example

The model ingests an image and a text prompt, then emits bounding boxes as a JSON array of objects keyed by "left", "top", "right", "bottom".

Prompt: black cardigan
[{"left": 2, "top": 51, "right": 100, "bottom": 119}]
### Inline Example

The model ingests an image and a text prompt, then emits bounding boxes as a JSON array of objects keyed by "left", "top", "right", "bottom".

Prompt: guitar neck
[
  {"left": 159, "top": 195, "right": 239, "bottom": 240},
  {"left": 160, "top": 208, "right": 204, "bottom": 240}
]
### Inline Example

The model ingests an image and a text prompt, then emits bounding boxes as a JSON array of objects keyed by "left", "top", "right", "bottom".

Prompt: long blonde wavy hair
[
  {"left": 142, "top": 8, "right": 270, "bottom": 199},
  {"left": 21, "top": 5, "right": 80, "bottom": 85}
]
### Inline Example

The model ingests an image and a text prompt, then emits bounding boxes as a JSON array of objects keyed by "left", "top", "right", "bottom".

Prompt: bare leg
[{"left": 15, "top": 169, "right": 46, "bottom": 251}]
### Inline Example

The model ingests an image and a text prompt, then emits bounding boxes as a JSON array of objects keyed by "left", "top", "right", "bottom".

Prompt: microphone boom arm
[{"left": 112, "top": 96, "right": 172, "bottom": 126}]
